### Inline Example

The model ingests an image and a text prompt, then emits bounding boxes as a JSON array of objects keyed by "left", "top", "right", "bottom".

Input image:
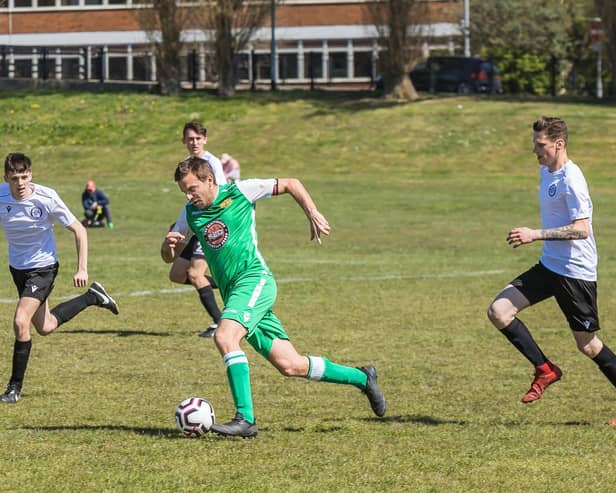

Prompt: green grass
[{"left": 1, "top": 90, "right": 616, "bottom": 492}]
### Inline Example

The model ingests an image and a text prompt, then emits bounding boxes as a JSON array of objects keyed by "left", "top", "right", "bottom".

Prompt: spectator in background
[{"left": 82, "top": 180, "right": 113, "bottom": 229}]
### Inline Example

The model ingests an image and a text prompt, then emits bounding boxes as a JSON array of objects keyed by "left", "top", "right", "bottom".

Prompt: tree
[
  {"left": 368, "top": 0, "right": 430, "bottom": 101},
  {"left": 470, "top": 0, "right": 593, "bottom": 95},
  {"left": 135, "top": 0, "right": 188, "bottom": 95},
  {"left": 595, "top": 0, "right": 616, "bottom": 98},
  {"left": 197, "top": 0, "right": 273, "bottom": 97}
]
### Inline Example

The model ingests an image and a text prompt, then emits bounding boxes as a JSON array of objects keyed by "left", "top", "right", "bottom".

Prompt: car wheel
[{"left": 457, "top": 83, "right": 471, "bottom": 94}]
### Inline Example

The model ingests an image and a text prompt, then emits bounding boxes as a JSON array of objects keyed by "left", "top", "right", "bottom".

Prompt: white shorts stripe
[
  {"left": 307, "top": 356, "right": 325, "bottom": 381},
  {"left": 247, "top": 277, "right": 267, "bottom": 308}
]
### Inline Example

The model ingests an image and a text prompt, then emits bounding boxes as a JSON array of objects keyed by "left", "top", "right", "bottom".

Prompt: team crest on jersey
[
  {"left": 220, "top": 198, "right": 233, "bottom": 209},
  {"left": 29, "top": 207, "right": 43, "bottom": 219},
  {"left": 548, "top": 183, "right": 557, "bottom": 197},
  {"left": 203, "top": 220, "right": 229, "bottom": 249}
]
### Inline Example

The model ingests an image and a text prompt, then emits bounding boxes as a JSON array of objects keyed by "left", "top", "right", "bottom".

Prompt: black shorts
[
  {"left": 179, "top": 235, "right": 204, "bottom": 261},
  {"left": 10, "top": 262, "right": 59, "bottom": 303},
  {"left": 511, "top": 262, "right": 600, "bottom": 332}
]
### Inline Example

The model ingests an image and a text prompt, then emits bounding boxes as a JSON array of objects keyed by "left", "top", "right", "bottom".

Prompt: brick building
[{"left": 0, "top": 0, "right": 463, "bottom": 87}]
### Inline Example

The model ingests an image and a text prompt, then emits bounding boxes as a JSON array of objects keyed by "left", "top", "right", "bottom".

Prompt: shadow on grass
[
  {"left": 362, "top": 415, "right": 593, "bottom": 427},
  {"left": 367, "top": 415, "right": 469, "bottom": 426},
  {"left": 20, "top": 424, "right": 269, "bottom": 439},
  {"left": 21, "top": 424, "right": 180, "bottom": 438},
  {"left": 64, "top": 328, "right": 171, "bottom": 337}
]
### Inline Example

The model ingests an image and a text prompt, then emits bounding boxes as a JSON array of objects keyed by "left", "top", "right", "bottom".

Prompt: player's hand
[
  {"left": 507, "top": 227, "right": 538, "bottom": 248},
  {"left": 165, "top": 231, "right": 185, "bottom": 249},
  {"left": 308, "top": 209, "right": 330, "bottom": 244},
  {"left": 73, "top": 268, "right": 88, "bottom": 288}
]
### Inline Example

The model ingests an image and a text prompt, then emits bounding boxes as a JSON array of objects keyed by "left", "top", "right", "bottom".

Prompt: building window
[
  {"left": 329, "top": 52, "right": 347, "bottom": 78},
  {"left": 304, "top": 51, "right": 322, "bottom": 79},
  {"left": 14, "top": 59, "right": 32, "bottom": 78},
  {"left": 108, "top": 57, "right": 127, "bottom": 80},
  {"left": 254, "top": 53, "right": 270, "bottom": 80},
  {"left": 13, "top": 0, "right": 33, "bottom": 6},
  {"left": 279, "top": 53, "right": 297, "bottom": 81},
  {"left": 62, "top": 57, "right": 80, "bottom": 79},
  {"left": 353, "top": 51, "right": 372, "bottom": 78},
  {"left": 38, "top": 51, "right": 54, "bottom": 79},
  {"left": 132, "top": 55, "right": 149, "bottom": 81},
  {"left": 235, "top": 53, "right": 250, "bottom": 81}
]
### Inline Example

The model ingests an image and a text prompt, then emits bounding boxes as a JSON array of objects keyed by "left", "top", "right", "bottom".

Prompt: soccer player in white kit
[
  {"left": 0, "top": 153, "right": 119, "bottom": 403},
  {"left": 487, "top": 117, "right": 616, "bottom": 420}
]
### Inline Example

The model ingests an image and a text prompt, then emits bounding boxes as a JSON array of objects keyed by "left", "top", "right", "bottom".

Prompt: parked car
[{"left": 410, "top": 56, "right": 503, "bottom": 94}]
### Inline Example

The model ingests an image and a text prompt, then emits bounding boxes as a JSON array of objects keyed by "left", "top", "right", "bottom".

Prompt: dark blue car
[{"left": 410, "top": 56, "right": 503, "bottom": 94}]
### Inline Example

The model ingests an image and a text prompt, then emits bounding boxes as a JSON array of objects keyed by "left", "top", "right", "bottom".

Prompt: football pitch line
[{"left": 0, "top": 269, "right": 505, "bottom": 304}]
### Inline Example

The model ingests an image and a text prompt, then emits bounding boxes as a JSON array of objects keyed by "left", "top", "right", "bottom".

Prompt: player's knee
[
  {"left": 575, "top": 333, "right": 601, "bottom": 358},
  {"left": 487, "top": 300, "right": 513, "bottom": 329},
  {"left": 13, "top": 315, "right": 31, "bottom": 336},
  {"left": 186, "top": 269, "right": 205, "bottom": 286}
]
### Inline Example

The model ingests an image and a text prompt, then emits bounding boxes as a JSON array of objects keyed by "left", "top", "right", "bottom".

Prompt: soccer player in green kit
[{"left": 164, "top": 156, "right": 386, "bottom": 437}]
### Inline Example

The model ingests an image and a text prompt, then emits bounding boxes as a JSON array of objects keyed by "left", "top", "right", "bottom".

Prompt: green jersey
[{"left": 177, "top": 179, "right": 279, "bottom": 301}]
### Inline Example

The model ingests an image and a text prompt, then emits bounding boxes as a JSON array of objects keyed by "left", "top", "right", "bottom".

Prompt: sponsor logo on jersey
[
  {"left": 29, "top": 206, "right": 43, "bottom": 219},
  {"left": 548, "top": 183, "right": 557, "bottom": 197},
  {"left": 243, "top": 312, "right": 251, "bottom": 323},
  {"left": 203, "top": 220, "right": 229, "bottom": 249},
  {"left": 220, "top": 198, "right": 233, "bottom": 209},
  {"left": 6, "top": 206, "right": 11, "bottom": 213}
]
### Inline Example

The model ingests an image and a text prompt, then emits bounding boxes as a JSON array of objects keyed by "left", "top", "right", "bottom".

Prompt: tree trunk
[
  {"left": 385, "top": 73, "right": 419, "bottom": 101},
  {"left": 215, "top": 11, "right": 236, "bottom": 97}
]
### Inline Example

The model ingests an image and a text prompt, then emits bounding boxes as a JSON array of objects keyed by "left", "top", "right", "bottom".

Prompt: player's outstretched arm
[
  {"left": 277, "top": 178, "right": 330, "bottom": 244},
  {"left": 66, "top": 219, "right": 89, "bottom": 287},
  {"left": 507, "top": 218, "right": 589, "bottom": 248},
  {"left": 161, "top": 231, "right": 186, "bottom": 263}
]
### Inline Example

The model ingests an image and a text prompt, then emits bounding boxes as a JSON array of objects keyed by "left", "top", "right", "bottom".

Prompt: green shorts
[{"left": 221, "top": 272, "right": 289, "bottom": 358}]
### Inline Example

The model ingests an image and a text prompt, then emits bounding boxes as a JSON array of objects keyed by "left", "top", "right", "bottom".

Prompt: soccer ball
[{"left": 175, "top": 397, "right": 215, "bottom": 437}]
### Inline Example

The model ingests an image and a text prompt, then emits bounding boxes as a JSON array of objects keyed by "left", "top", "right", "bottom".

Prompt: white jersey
[
  {"left": 193, "top": 151, "right": 226, "bottom": 186},
  {"left": 538, "top": 160, "right": 597, "bottom": 281},
  {"left": 0, "top": 182, "right": 77, "bottom": 269}
]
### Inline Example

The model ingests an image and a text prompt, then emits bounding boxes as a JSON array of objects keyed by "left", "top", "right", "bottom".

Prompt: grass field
[{"left": 1, "top": 90, "right": 616, "bottom": 492}]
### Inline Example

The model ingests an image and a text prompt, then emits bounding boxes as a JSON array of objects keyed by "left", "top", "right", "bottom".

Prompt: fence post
[
  {"left": 99, "top": 47, "right": 104, "bottom": 83},
  {"left": 251, "top": 49, "right": 256, "bottom": 91},
  {"left": 191, "top": 49, "right": 197, "bottom": 90},
  {"left": 550, "top": 54, "right": 557, "bottom": 97}
]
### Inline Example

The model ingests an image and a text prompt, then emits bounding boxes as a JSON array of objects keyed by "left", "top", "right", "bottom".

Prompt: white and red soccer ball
[{"left": 175, "top": 397, "right": 215, "bottom": 437}]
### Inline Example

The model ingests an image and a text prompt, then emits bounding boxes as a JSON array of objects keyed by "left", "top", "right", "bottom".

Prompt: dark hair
[
  {"left": 4, "top": 153, "right": 32, "bottom": 175},
  {"left": 182, "top": 121, "right": 207, "bottom": 139},
  {"left": 174, "top": 156, "right": 214, "bottom": 183},
  {"left": 533, "top": 116, "right": 568, "bottom": 144}
]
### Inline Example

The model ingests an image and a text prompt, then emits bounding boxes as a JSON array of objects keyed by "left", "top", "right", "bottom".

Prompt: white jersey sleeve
[
  {"left": 202, "top": 151, "right": 226, "bottom": 186},
  {"left": 236, "top": 179, "right": 278, "bottom": 203},
  {"left": 170, "top": 206, "right": 193, "bottom": 243}
]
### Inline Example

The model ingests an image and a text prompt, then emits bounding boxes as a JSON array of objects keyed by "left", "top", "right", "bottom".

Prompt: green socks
[
  {"left": 307, "top": 356, "right": 367, "bottom": 390},
  {"left": 223, "top": 351, "right": 255, "bottom": 424}
]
